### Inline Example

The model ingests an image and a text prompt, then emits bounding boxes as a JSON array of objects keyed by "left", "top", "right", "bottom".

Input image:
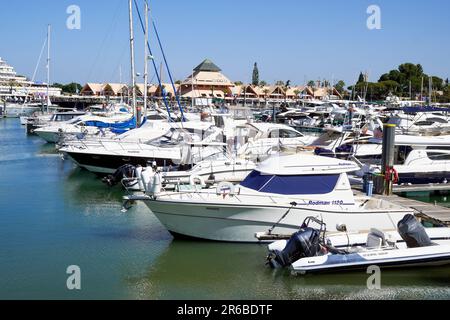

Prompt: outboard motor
[
  {"left": 102, "top": 164, "right": 137, "bottom": 187},
  {"left": 268, "top": 227, "right": 322, "bottom": 268},
  {"left": 398, "top": 214, "right": 434, "bottom": 248},
  {"left": 314, "top": 147, "right": 335, "bottom": 158}
]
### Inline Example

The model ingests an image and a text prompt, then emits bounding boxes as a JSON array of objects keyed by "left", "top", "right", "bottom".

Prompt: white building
[{"left": 0, "top": 56, "right": 62, "bottom": 98}]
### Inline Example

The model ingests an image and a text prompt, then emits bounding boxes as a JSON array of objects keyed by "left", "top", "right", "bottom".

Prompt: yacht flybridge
[{"left": 129, "top": 153, "right": 412, "bottom": 242}]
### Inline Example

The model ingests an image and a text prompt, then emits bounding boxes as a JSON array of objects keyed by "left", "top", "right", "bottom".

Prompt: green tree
[
  {"left": 335, "top": 80, "right": 346, "bottom": 93},
  {"left": 61, "top": 82, "right": 82, "bottom": 94},
  {"left": 275, "top": 80, "right": 285, "bottom": 86},
  {"left": 252, "top": 63, "right": 259, "bottom": 86},
  {"left": 357, "top": 72, "right": 365, "bottom": 84},
  {"left": 307, "top": 80, "right": 315, "bottom": 87},
  {"left": 259, "top": 80, "right": 267, "bottom": 87},
  {"left": 234, "top": 81, "right": 243, "bottom": 86}
]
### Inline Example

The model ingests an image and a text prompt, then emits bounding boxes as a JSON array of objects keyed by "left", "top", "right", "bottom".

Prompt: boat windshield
[{"left": 240, "top": 170, "right": 340, "bottom": 195}]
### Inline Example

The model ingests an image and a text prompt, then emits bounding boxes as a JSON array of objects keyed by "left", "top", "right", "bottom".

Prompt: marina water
[{"left": 1, "top": 118, "right": 450, "bottom": 300}]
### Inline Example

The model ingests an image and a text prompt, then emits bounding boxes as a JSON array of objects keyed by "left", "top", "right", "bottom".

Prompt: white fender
[
  {"left": 135, "top": 166, "right": 144, "bottom": 191},
  {"left": 141, "top": 169, "right": 155, "bottom": 194},
  {"left": 216, "top": 181, "right": 235, "bottom": 197},
  {"left": 149, "top": 172, "right": 162, "bottom": 196},
  {"left": 189, "top": 174, "right": 206, "bottom": 188}
]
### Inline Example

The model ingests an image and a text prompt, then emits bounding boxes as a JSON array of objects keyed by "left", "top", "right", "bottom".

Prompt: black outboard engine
[
  {"left": 314, "top": 147, "right": 335, "bottom": 158},
  {"left": 398, "top": 214, "right": 434, "bottom": 248},
  {"left": 102, "top": 164, "right": 137, "bottom": 187},
  {"left": 268, "top": 227, "right": 322, "bottom": 268}
]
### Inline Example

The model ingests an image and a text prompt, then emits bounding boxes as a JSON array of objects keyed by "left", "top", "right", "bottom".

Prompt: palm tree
[
  {"left": 263, "top": 88, "right": 270, "bottom": 106},
  {"left": 294, "top": 89, "right": 301, "bottom": 103}
]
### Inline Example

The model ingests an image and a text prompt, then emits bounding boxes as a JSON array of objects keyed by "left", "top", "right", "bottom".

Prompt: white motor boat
[
  {"left": 59, "top": 122, "right": 226, "bottom": 174},
  {"left": 4, "top": 103, "right": 42, "bottom": 118},
  {"left": 237, "top": 123, "right": 316, "bottom": 160},
  {"left": 355, "top": 135, "right": 450, "bottom": 184},
  {"left": 34, "top": 113, "right": 135, "bottom": 143},
  {"left": 107, "top": 157, "right": 257, "bottom": 192},
  {"left": 25, "top": 111, "right": 86, "bottom": 133},
  {"left": 130, "top": 153, "right": 412, "bottom": 242},
  {"left": 266, "top": 215, "right": 450, "bottom": 275}
]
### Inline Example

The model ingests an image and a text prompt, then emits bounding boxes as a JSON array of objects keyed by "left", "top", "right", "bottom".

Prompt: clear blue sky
[{"left": 1, "top": 0, "right": 449, "bottom": 87}]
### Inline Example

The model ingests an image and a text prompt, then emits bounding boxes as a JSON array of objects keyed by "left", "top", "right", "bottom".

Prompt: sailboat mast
[
  {"left": 119, "top": 65, "right": 123, "bottom": 103},
  {"left": 143, "top": 0, "right": 149, "bottom": 118},
  {"left": 46, "top": 24, "right": 51, "bottom": 109},
  {"left": 128, "top": 0, "right": 138, "bottom": 127},
  {"left": 429, "top": 77, "right": 432, "bottom": 105}
]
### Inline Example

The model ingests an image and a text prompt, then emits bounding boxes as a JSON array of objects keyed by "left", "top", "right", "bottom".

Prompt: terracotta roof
[{"left": 81, "top": 83, "right": 104, "bottom": 94}]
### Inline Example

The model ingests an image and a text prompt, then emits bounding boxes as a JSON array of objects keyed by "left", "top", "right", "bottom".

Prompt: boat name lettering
[{"left": 308, "top": 200, "right": 344, "bottom": 206}]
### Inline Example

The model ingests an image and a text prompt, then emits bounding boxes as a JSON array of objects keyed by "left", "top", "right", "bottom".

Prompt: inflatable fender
[{"left": 149, "top": 173, "right": 162, "bottom": 196}]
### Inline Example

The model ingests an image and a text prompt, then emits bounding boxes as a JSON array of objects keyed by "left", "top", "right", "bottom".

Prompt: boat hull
[
  {"left": 144, "top": 199, "right": 410, "bottom": 243},
  {"left": 5, "top": 105, "right": 40, "bottom": 118},
  {"left": 291, "top": 246, "right": 450, "bottom": 274},
  {"left": 398, "top": 171, "right": 450, "bottom": 185},
  {"left": 65, "top": 151, "right": 177, "bottom": 174},
  {"left": 35, "top": 131, "right": 61, "bottom": 143}
]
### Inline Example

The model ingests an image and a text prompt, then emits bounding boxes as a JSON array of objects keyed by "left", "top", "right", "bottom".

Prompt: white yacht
[
  {"left": 388, "top": 112, "right": 450, "bottom": 136},
  {"left": 114, "top": 157, "right": 257, "bottom": 192},
  {"left": 356, "top": 135, "right": 450, "bottom": 184},
  {"left": 59, "top": 122, "right": 226, "bottom": 174},
  {"left": 4, "top": 102, "right": 42, "bottom": 118},
  {"left": 237, "top": 123, "right": 316, "bottom": 160},
  {"left": 130, "top": 153, "right": 412, "bottom": 242},
  {"left": 25, "top": 111, "right": 86, "bottom": 132},
  {"left": 34, "top": 111, "right": 135, "bottom": 143}
]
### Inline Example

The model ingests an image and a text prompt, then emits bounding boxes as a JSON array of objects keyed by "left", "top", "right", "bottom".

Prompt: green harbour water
[{"left": 1, "top": 118, "right": 450, "bottom": 300}]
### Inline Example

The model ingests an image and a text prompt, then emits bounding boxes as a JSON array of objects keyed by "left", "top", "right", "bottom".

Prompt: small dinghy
[{"left": 266, "top": 215, "right": 450, "bottom": 275}]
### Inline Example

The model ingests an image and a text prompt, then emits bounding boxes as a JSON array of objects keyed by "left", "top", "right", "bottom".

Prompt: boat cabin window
[
  {"left": 241, "top": 170, "right": 340, "bottom": 195},
  {"left": 427, "top": 152, "right": 450, "bottom": 161},
  {"left": 395, "top": 146, "right": 413, "bottom": 164},
  {"left": 414, "top": 120, "right": 436, "bottom": 126},
  {"left": 268, "top": 129, "right": 303, "bottom": 139}
]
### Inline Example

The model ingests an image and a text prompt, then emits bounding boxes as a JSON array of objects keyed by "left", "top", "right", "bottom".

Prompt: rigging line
[
  {"left": 85, "top": 0, "right": 123, "bottom": 83},
  {"left": 151, "top": 19, "right": 186, "bottom": 122},
  {"left": 133, "top": 0, "right": 174, "bottom": 123},
  {"left": 32, "top": 37, "right": 47, "bottom": 83},
  {"left": 109, "top": 40, "right": 129, "bottom": 82}
]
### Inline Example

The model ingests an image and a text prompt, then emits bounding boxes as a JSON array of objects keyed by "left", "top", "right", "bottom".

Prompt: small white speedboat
[{"left": 266, "top": 215, "right": 450, "bottom": 275}]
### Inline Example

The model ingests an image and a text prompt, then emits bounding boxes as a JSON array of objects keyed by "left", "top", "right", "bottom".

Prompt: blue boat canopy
[
  {"left": 403, "top": 106, "right": 450, "bottom": 114},
  {"left": 241, "top": 170, "right": 340, "bottom": 195},
  {"left": 84, "top": 117, "right": 137, "bottom": 129}
]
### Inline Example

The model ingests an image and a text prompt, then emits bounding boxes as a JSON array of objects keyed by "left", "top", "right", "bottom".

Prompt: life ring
[
  {"left": 385, "top": 166, "right": 399, "bottom": 184},
  {"left": 216, "top": 181, "right": 235, "bottom": 198},
  {"left": 189, "top": 174, "right": 206, "bottom": 187}
]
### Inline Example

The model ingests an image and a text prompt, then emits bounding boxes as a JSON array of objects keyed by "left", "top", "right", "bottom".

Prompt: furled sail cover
[
  {"left": 240, "top": 171, "right": 339, "bottom": 195},
  {"left": 84, "top": 117, "right": 137, "bottom": 129}
]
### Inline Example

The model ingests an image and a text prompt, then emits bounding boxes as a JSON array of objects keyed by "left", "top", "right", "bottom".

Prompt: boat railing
[{"left": 164, "top": 189, "right": 314, "bottom": 207}]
